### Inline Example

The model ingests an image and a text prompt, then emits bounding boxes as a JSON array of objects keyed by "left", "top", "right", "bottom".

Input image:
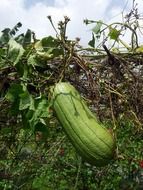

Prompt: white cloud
[
  {"left": 0, "top": 0, "right": 24, "bottom": 28},
  {"left": 0, "top": 0, "right": 143, "bottom": 46}
]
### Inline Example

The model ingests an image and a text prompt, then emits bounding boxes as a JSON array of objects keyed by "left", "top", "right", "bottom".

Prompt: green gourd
[{"left": 51, "top": 82, "right": 116, "bottom": 166}]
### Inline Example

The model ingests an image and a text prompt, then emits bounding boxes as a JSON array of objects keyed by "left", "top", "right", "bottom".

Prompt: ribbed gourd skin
[{"left": 52, "top": 82, "right": 116, "bottom": 166}]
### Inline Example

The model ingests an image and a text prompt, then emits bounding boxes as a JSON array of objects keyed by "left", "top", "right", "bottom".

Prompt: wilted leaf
[{"left": 135, "top": 45, "right": 143, "bottom": 53}]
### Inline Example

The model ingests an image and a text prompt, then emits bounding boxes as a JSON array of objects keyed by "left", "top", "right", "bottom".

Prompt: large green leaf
[
  {"left": 7, "top": 38, "right": 25, "bottom": 65},
  {"left": 34, "top": 36, "right": 63, "bottom": 59},
  {"left": 6, "top": 83, "right": 35, "bottom": 115},
  {"left": 22, "top": 96, "right": 49, "bottom": 131},
  {"left": 41, "top": 36, "right": 60, "bottom": 48}
]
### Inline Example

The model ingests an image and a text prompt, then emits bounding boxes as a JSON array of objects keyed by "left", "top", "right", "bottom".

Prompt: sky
[{"left": 0, "top": 0, "right": 143, "bottom": 46}]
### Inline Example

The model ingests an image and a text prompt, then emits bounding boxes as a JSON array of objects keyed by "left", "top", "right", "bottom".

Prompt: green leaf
[
  {"left": 6, "top": 83, "right": 23, "bottom": 102},
  {"left": 10, "top": 22, "right": 22, "bottom": 36},
  {"left": 41, "top": 36, "right": 59, "bottom": 48},
  {"left": 92, "top": 20, "right": 103, "bottom": 35},
  {"left": 22, "top": 63, "right": 29, "bottom": 80},
  {"left": 108, "top": 27, "right": 120, "bottom": 40},
  {"left": 22, "top": 96, "right": 49, "bottom": 130},
  {"left": 27, "top": 54, "right": 38, "bottom": 66},
  {"left": 0, "top": 48, "right": 6, "bottom": 62},
  {"left": 19, "top": 91, "right": 33, "bottom": 110},
  {"left": 15, "top": 33, "right": 24, "bottom": 44},
  {"left": 35, "top": 98, "right": 49, "bottom": 118},
  {"left": 34, "top": 36, "right": 63, "bottom": 59},
  {"left": 29, "top": 97, "right": 49, "bottom": 127},
  {"left": 0, "top": 28, "right": 11, "bottom": 45},
  {"left": 88, "top": 33, "right": 95, "bottom": 48},
  {"left": 7, "top": 38, "right": 25, "bottom": 65},
  {"left": 23, "top": 29, "right": 32, "bottom": 47},
  {"left": 6, "top": 83, "right": 23, "bottom": 115},
  {"left": 6, "top": 83, "right": 34, "bottom": 114},
  {"left": 34, "top": 36, "right": 59, "bottom": 51},
  {"left": 27, "top": 54, "right": 47, "bottom": 69},
  {"left": 10, "top": 99, "right": 20, "bottom": 115},
  {"left": 22, "top": 110, "right": 32, "bottom": 128}
]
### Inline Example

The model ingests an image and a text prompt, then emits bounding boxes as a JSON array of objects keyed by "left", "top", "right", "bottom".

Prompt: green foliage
[
  {"left": 7, "top": 39, "right": 25, "bottom": 65},
  {"left": 108, "top": 27, "right": 121, "bottom": 41},
  {"left": 0, "top": 12, "right": 143, "bottom": 190},
  {"left": 84, "top": 4, "right": 142, "bottom": 52},
  {"left": 88, "top": 33, "right": 95, "bottom": 48}
]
